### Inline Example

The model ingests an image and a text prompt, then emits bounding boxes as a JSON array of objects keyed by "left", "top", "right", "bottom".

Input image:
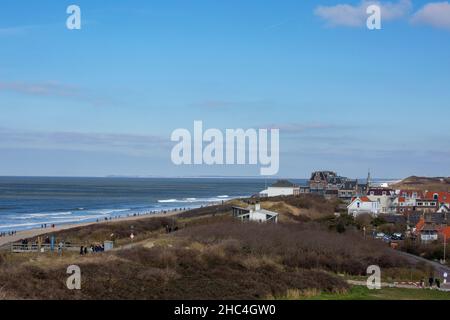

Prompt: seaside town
[
  {"left": 2, "top": 172, "right": 450, "bottom": 300},
  {"left": 250, "top": 171, "right": 450, "bottom": 245}
]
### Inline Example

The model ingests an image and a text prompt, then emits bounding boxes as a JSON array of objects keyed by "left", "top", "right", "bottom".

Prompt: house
[
  {"left": 415, "top": 199, "right": 439, "bottom": 213},
  {"left": 424, "top": 191, "right": 450, "bottom": 207},
  {"left": 232, "top": 203, "right": 278, "bottom": 223},
  {"left": 437, "top": 204, "right": 450, "bottom": 213},
  {"left": 298, "top": 186, "right": 310, "bottom": 194},
  {"left": 367, "top": 187, "right": 395, "bottom": 197},
  {"left": 338, "top": 180, "right": 359, "bottom": 201},
  {"left": 413, "top": 212, "right": 450, "bottom": 243},
  {"left": 367, "top": 188, "right": 396, "bottom": 214},
  {"left": 259, "top": 180, "right": 299, "bottom": 198},
  {"left": 393, "top": 197, "right": 417, "bottom": 214},
  {"left": 420, "top": 225, "right": 439, "bottom": 242},
  {"left": 397, "top": 189, "right": 424, "bottom": 200},
  {"left": 309, "top": 171, "right": 337, "bottom": 194},
  {"left": 308, "top": 170, "right": 359, "bottom": 198},
  {"left": 347, "top": 196, "right": 380, "bottom": 217},
  {"left": 414, "top": 217, "right": 439, "bottom": 242}
]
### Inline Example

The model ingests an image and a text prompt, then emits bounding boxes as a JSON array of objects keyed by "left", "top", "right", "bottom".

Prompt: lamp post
[{"left": 444, "top": 234, "right": 447, "bottom": 264}]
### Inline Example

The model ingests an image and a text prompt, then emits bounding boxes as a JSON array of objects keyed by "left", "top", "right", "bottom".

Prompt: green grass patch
[{"left": 304, "top": 285, "right": 450, "bottom": 300}]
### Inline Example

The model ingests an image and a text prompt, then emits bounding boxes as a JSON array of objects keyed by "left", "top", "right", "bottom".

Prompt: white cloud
[
  {"left": 411, "top": 1, "right": 450, "bottom": 30},
  {"left": 0, "top": 127, "right": 170, "bottom": 156},
  {"left": 314, "top": 0, "right": 412, "bottom": 27}
]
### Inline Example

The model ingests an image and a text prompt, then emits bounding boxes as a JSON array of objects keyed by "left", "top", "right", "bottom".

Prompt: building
[
  {"left": 308, "top": 170, "right": 358, "bottom": 198},
  {"left": 338, "top": 180, "right": 359, "bottom": 201},
  {"left": 437, "top": 204, "right": 450, "bottom": 213},
  {"left": 347, "top": 196, "right": 380, "bottom": 217},
  {"left": 415, "top": 199, "right": 439, "bottom": 213},
  {"left": 414, "top": 217, "right": 439, "bottom": 242},
  {"left": 298, "top": 186, "right": 310, "bottom": 194},
  {"left": 393, "top": 197, "right": 417, "bottom": 214},
  {"left": 259, "top": 180, "right": 299, "bottom": 198},
  {"left": 309, "top": 171, "right": 337, "bottom": 194},
  {"left": 420, "top": 225, "right": 439, "bottom": 242},
  {"left": 398, "top": 190, "right": 424, "bottom": 200},
  {"left": 424, "top": 191, "right": 450, "bottom": 207},
  {"left": 232, "top": 203, "right": 278, "bottom": 223},
  {"left": 367, "top": 188, "right": 396, "bottom": 214}
]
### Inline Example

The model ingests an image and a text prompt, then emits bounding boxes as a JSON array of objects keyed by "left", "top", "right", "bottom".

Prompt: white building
[
  {"left": 259, "top": 180, "right": 299, "bottom": 197},
  {"left": 232, "top": 203, "right": 278, "bottom": 223},
  {"left": 347, "top": 196, "right": 380, "bottom": 217},
  {"left": 437, "top": 204, "right": 450, "bottom": 213},
  {"left": 366, "top": 188, "right": 396, "bottom": 214}
]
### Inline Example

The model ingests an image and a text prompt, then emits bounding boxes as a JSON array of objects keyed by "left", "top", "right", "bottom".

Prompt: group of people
[
  {"left": 165, "top": 224, "right": 179, "bottom": 234},
  {"left": 79, "top": 244, "right": 105, "bottom": 255},
  {"left": 0, "top": 230, "right": 17, "bottom": 237},
  {"left": 40, "top": 224, "right": 55, "bottom": 229},
  {"left": 420, "top": 277, "right": 443, "bottom": 289}
]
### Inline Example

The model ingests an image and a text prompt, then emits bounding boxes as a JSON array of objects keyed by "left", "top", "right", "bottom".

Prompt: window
[
  {"left": 357, "top": 202, "right": 360, "bottom": 208},
  {"left": 434, "top": 194, "right": 439, "bottom": 200}
]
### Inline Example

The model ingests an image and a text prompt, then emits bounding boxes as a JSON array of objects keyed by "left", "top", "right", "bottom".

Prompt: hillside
[
  {"left": 391, "top": 176, "right": 450, "bottom": 192},
  {"left": 0, "top": 195, "right": 436, "bottom": 300}
]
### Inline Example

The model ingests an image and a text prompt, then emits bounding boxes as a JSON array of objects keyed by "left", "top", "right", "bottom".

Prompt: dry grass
[
  {"left": 0, "top": 201, "right": 416, "bottom": 300},
  {"left": 24, "top": 217, "right": 176, "bottom": 246},
  {"left": 230, "top": 194, "right": 339, "bottom": 222},
  {"left": 392, "top": 176, "right": 450, "bottom": 192}
]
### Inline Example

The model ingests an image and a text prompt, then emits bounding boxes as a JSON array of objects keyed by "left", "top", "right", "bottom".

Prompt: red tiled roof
[
  {"left": 424, "top": 191, "right": 450, "bottom": 203},
  {"left": 415, "top": 217, "right": 425, "bottom": 232},
  {"left": 440, "top": 226, "right": 450, "bottom": 239},
  {"left": 350, "top": 196, "right": 374, "bottom": 203}
]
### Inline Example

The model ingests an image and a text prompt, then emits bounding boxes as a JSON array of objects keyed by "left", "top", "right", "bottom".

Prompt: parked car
[
  {"left": 382, "top": 235, "right": 392, "bottom": 242},
  {"left": 375, "top": 232, "right": 385, "bottom": 239},
  {"left": 391, "top": 233, "right": 404, "bottom": 240}
]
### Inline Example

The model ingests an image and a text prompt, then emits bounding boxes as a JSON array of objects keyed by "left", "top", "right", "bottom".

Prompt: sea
[{"left": 0, "top": 177, "right": 308, "bottom": 232}]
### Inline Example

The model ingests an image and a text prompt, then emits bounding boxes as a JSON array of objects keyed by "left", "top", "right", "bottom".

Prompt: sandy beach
[{"left": 0, "top": 210, "right": 183, "bottom": 248}]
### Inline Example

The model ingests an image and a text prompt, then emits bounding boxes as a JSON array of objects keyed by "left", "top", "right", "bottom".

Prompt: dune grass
[{"left": 301, "top": 285, "right": 450, "bottom": 300}]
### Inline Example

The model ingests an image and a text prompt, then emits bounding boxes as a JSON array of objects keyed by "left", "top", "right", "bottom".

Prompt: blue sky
[{"left": 0, "top": 0, "right": 449, "bottom": 178}]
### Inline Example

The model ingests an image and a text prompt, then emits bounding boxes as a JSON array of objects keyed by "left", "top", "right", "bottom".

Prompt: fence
[{"left": 11, "top": 243, "right": 82, "bottom": 253}]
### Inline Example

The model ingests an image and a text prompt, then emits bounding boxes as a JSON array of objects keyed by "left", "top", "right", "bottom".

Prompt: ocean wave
[
  {"left": 15, "top": 211, "right": 73, "bottom": 219},
  {"left": 158, "top": 195, "right": 239, "bottom": 204},
  {"left": 158, "top": 199, "right": 178, "bottom": 203},
  {"left": 90, "top": 209, "right": 130, "bottom": 215}
]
